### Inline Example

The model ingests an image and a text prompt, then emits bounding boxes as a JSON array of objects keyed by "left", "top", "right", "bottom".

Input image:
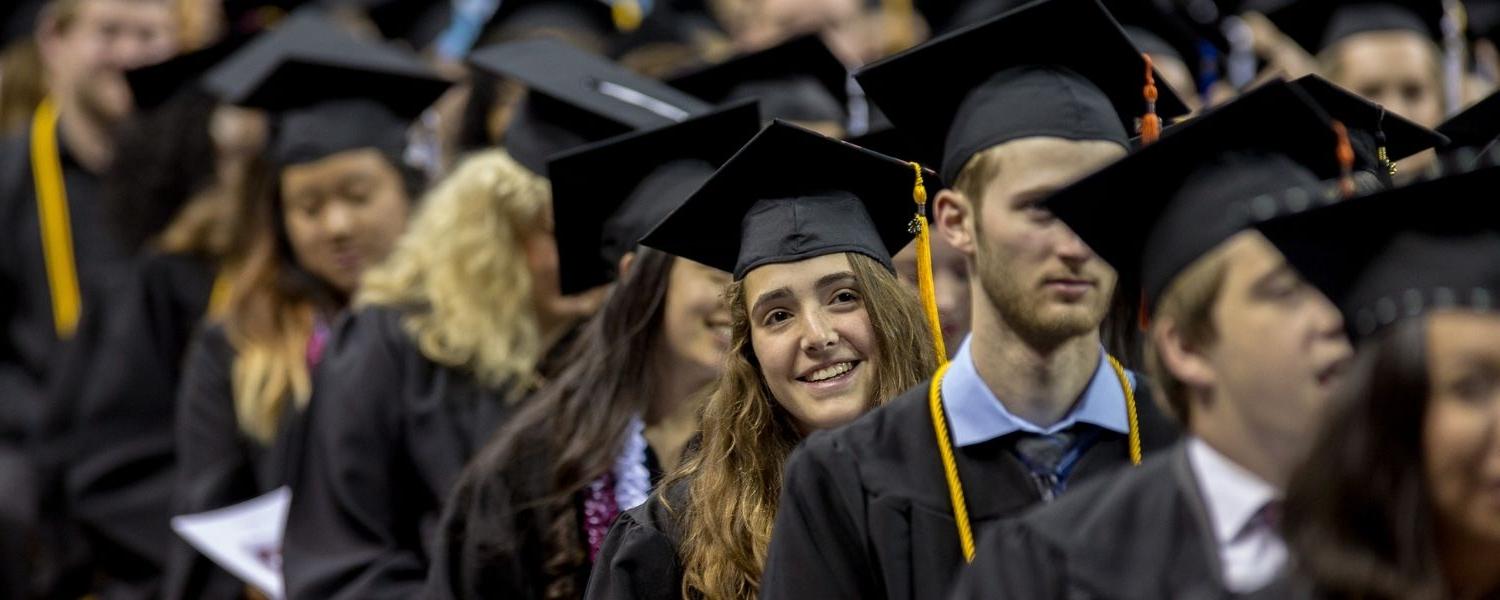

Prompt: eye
[
  {"left": 1450, "top": 370, "right": 1500, "bottom": 403},
  {"left": 763, "top": 309, "right": 793, "bottom": 326},
  {"left": 831, "top": 289, "right": 861, "bottom": 305}
]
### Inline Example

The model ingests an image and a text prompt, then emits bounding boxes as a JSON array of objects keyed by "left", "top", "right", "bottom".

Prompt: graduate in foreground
[{"left": 585, "top": 120, "right": 940, "bottom": 599}]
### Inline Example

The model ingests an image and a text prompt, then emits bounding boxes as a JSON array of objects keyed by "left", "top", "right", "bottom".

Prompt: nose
[
  {"left": 1054, "top": 226, "right": 1095, "bottom": 265},
  {"left": 801, "top": 309, "right": 839, "bottom": 354},
  {"left": 321, "top": 202, "right": 355, "bottom": 240}
]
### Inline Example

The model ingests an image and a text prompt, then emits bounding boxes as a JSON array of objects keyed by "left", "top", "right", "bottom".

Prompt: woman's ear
[
  {"left": 617, "top": 251, "right": 636, "bottom": 280},
  {"left": 1152, "top": 317, "right": 1217, "bottom": 391}
]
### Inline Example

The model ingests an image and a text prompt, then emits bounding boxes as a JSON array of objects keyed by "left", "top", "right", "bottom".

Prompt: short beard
[
  {"left": 975, "top": 235, "right": 1109, "bottom": 351},
  {"left": 75, "top": 77, "right": 131, "bottom": 128}
]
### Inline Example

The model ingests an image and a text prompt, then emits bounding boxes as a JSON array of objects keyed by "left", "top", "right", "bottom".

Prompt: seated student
[
  {"left": 1252, "top": 166, "right": 1500, "bottom": 600},
  {"left": 759, "top": 1, "right": 1191, "bottom": 597},
  {"left": 584, "top": 121, "right": 940, "bottom": 600},
  {"left": 947, "top": 80, "right": 1361, "bottom": 599},
  {"left": 165, "top": 15, "right": 447, "bottom": 600},
  {"left": 424, "top": 103, "right": 761, "bottom": 600},
  {"left": 283, "top": 36, "right": 713, "bottom": 600}
]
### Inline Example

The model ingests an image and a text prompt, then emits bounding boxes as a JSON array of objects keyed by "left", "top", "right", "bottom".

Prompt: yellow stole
[{"left": 30, "top": 98, "right": 81, "bottom": 339}]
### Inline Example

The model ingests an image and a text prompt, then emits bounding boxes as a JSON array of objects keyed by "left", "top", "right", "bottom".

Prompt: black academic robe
[
  {"left": 163, "top": 323, "right": 306, "bottom": 600},
  {"left": 0, "top": 124, "right": 125, "bottom": 438},
  {"left": 759, "top": 376, "right": 1179, "bottom": 600},
  {"left": 583, "top": 481, "right": 687, "bottom": 600},
  {"left": 281, "top": 305, "right": 515, "bottom": 600},
  {"left": 948, "top": 442, "right": 1244, "bottom": 600},
  {"left": 40, "top": 252, "right": 217, "bottom": 599}
]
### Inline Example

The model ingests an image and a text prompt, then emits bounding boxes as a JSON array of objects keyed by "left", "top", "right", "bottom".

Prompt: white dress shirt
[{"left": 1186, "top": 437, "right": 1288, "bottom": 594}]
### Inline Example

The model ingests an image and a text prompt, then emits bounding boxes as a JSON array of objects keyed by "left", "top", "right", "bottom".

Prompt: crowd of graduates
[{"left": 0, "top": 0, "right": 1498, "bottom": 598}]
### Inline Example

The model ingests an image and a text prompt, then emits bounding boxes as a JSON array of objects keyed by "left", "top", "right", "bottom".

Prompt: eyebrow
[{"left": 749, "top": 271, "right": 859, "bottom": 317}]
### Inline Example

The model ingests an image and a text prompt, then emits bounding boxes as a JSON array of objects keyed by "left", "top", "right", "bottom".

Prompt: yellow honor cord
[
  {"left": 30, "top": 97, "right": 81, "bottom": 339},
  {"left": 207, "top": 270, "right": 234, "bottom": 318},
  {"left": 930, "top": 354, "right": 1141, "bottom": 563},
  {"left": 909, "top": 162, "right": 948, "bottom": 364}
]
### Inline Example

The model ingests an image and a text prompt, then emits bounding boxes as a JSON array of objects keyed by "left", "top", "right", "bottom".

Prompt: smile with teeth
[{"left": 800, "top": 361, "right": 858, "bottom": 383}]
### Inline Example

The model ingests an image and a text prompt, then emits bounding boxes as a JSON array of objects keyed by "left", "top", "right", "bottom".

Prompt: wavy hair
[
  {"left": 666, "top": 252, "right": 937, "bottom": 599},
  {"left": 356, "top": 149, "right": 550, "bottom": 396}
]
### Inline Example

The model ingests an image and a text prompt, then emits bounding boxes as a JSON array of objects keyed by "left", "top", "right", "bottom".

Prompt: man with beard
[
  {"left": 0, "top": 0, "right": 174, "bottom": 594},
  {"left": 758, "top": 1, "right": 1186, "bottom": 599}
]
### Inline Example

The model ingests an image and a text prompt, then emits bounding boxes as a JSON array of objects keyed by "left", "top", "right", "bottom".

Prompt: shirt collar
[
  {"left": 1187, "top": 437, "right": 1281, "bottom": 545},
  {"left": 940, "top": 335, "right": 1133, "bottom": 447}
]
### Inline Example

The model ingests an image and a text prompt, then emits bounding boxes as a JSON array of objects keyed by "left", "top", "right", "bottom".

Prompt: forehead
[
  {"left": 280, "top": 148, "right": 392, "bottom": 188},
  {"left": 1426, "top": 310, "right": 1500, "bottom": 359},
  {"left": 80, "top": 0, "right": 174, "bottom": 19},
  {"left": 979, "top": 137, "right": 1126, "bottom": 202},
  {"left": 1215, "top": 231, "right": 1287, "bottom": 289},
  {"left": 742, "top": 252, "right": 855, "bottom": 299}
]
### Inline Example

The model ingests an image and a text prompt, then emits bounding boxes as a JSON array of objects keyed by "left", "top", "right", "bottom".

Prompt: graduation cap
[
  {"left": 205, "top": 11, "right": 451, "bottom": 166},
  {"left": 1106, "top": 0, "right": 1227, "bottom": 81},
  {"left": 855, "top": 0, "right": 1191, "bottom": 184},
  {"left": 1437, "top": 89, "right": 1500, "bottom": 149},
  {"left": 1290, "top": 74, "right": 1450, "bottom": 173},
  {"left": 1265, "top": 0, "right": 1444, "bottom": 54},
  {"left": 666, "top": 34, "right": 849, "bottom": 126},
  {"left": 468, "top": 37, "right": 711, "bottom": 174},
  {"left": 1043, "top": 80, "right": 1354, "bottom": 311},
  {"left": 641, "top": 120, "right": 931, "bottom": 280},
  {"left": 1256, "top": 165, "right": 1500, "bottom": 340},
  {"left": 126, "top": 34, "right": 254, "bottom": 112},
  {"left": 547, "top": 100, "right": 763, "bottom": 294}
]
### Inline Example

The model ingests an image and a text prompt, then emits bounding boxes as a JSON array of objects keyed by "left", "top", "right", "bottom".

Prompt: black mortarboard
[
  {"left": 667, "top": 34, "right": 849, "bottom": 126},
  {"left": 855, "top": 0, "right": 1190, "bottom": 184},
  {"left": 547, "top": 100, "right": 762, "bottom": 293},
  {"left": 1044, "top": 80, "right": 1350, "bottom": 310},
  {"left": 126, "top": 34, "right": 252, "bottom": 111},
  {"left": 642, "top": 120, "right": 931, "bottom": 280},
  {"left": 1267, "top": 0, "right": 1443, "bottom": 54},
  {"left": 1290, "top": 74, "right": 1449, "bottom": 167},
  {"left": 205, "top": 12, "right": 451, "bottom": 166},
  {"left": 1438, "top": 89, "right": 1500, "bottom": 149},
  {"left": 1107, "top": 0, "right": 1227, "bottom": 79},
  {"left": 468, "top": 37, "right": 711, "bottom": 174},
  {"left": 1257, "top": 165, "right": 1500, "bottom": 340}
]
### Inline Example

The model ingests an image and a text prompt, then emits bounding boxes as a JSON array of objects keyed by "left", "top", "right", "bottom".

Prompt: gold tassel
[{"left": 909, "top": 162, "right": 948, "bottom": 364}]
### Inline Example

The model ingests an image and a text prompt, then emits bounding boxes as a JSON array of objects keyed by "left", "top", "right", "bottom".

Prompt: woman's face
[
  {"left": 1423, "top": 310, "right": 1500, "bottom": 548},
  {"left": 279, "top": 148, "right": 412, "bottom": 294},
  {"left": 660, "top": 258, "right": 734, "bottom": 383},
  {"left": 744, "top": 252, "right": 880, "bottom": 432},
  {"left": 523, "top": 215, "right": 608, "bottom": 334}
]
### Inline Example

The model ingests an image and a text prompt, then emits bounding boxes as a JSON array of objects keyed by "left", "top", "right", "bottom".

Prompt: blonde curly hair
[{"left": 357, "top": 149, "right": 551, "bottom": 395}]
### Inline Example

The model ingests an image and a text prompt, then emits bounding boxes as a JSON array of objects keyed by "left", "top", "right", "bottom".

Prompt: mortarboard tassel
[
  {"left": 1333, "top": 120, "right": 1356, "bottom": 199},
  {"left": 611, "top": 0, "right": 643, "bottom": 32},
  {"left": 908, "top": 162, "right": 948, "bottom": 364},
  {"left": 1375, "top": 107, "right": 1396, "bottom": 178},
  {"left": 1140, "top": 54, "right": 1161, "bottom": 145}
]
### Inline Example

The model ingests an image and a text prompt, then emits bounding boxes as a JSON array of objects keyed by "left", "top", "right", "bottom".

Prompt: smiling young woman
[{"left": 583, "top": 121, "right": 938, "bottom": 600}]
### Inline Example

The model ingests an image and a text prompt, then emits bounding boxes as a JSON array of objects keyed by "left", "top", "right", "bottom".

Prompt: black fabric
[
  {"left": 269, "top": 98, "right": 410, "bottom": 166},
  {"left": 1290, "top": 74, "right": 1448, "bottom": 163},
  {"left": 125, "top": 34, "right": 251, "bottom": 111},
  {"left": 546, "top": 101, "right": 760, "bottom": 294},
  {"left": 1043, "top": 81, "right": 1344, "bottom": 308},
  {"left": 163, "top": 324, "right": 307, "bottom": 600},
  {"left": 582, "top": 481, "right": 688, "bottom": 600},
  {"left": 666, "top": 34, "right": 849, "bottom": 124},
  {"left": 640, "top": 121, "right": 926, "bottom": 280},
  {"left": 1438, "top": 88, "right": 1500, "bottom": 150},
  {"left": 855, "top": 0, "right": 1190, "bottom": 182},
  {"left": 281, "top": 305, "right": 516, "bottom": 599},
  {"left": 1256, "top": 165, "right": 1500, "bottom": 341},
  {"left": 469, "top": 37, "right": 710, "bottom": 174},
  {"left": 948, "top": 444, "right": 1235, "bottom": 600},
  {"left": 758, "top": 376, "right": 1179, "bottom": 600}
]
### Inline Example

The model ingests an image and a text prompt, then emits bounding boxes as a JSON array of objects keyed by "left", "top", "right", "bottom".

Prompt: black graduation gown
[
  {"left": 164, "top": 323, "right": 306, "bottom": 600},
  {"left": 583, "top": 482, "right": 687, "bottom": 600},
  {"left": 426, "top": 425, "right": 668, "bottom": 600},
  {"left": 42, "top": 252, "right": 216, "bottom": 599},
  {"left": 0, "top": 124, "right": 124, "bottom": 439},
  {"left": 759, "top": 376, "right": 1180, "bottom": 600},
  {"left": 947, "top": 442, "right": 1244, "bottom": 600},
  {"left": 281, "top": 305, "right": 514, "bottom": 600}
]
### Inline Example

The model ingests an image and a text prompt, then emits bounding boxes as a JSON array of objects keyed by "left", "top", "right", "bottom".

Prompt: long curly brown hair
[{"left": 664, "top": 252, "right": 937, "bottom": 599}]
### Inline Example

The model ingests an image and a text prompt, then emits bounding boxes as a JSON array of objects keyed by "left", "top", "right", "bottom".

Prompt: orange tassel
[
  {"left": 909, "top": 162, "right": 948, "bottom": 364},
  {"left": 1332, "top": 120, "right": 1355, "bottom": 199},
  {"left": 1140, "top": 53, "right": 1161, "bottom": 145}
]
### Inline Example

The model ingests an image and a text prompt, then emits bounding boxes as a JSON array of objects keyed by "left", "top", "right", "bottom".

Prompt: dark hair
[
  {"left": 103, "top": 88, "right": 219, "bottom": 253},
  {"left": 1282, "top": 318, "right": 1447, "bottom": 600},
  {"left": 453, "top": 247, "right": 680, "bottom": 599}
]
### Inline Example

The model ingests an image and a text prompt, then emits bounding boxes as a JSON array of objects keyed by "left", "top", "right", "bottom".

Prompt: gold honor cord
[
  {"left": 207, "top": 270, "right": 234, "bottom": 317},
  {"left": 30, "top": 98, "right": 81, "bottom": 339},
  {"left": 929, "top": 355, "right": 1142, "bottom": 563}
]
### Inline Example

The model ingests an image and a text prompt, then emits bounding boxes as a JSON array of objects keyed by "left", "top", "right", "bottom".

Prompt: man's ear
[
  {"left": 1152, "top": 317, "right": 1217, "bottom": 390},
  {"left": 934, "top": 188, "right": 976, "bottom": 258},
  {"left": 616, "top": 250, "right": 637, "bottom": 280},
  {"left": 34, "top": 4, "right": 68, "bottom": 76}
]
